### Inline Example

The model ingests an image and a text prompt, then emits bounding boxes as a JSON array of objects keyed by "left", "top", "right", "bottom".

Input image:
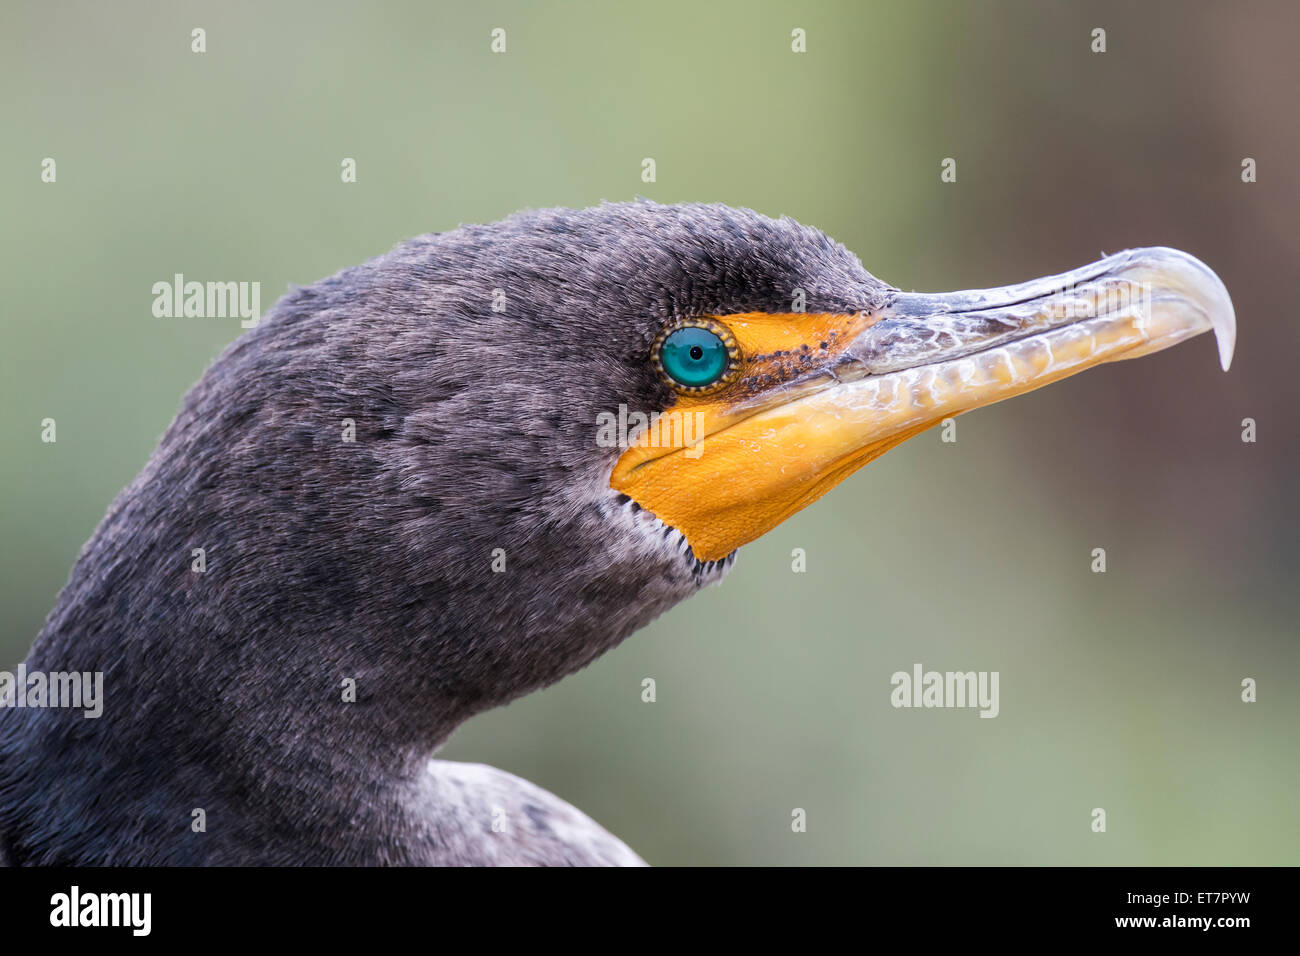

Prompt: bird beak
[{"left": 610, "top": 247, "right": 1236, "bottom": 562}]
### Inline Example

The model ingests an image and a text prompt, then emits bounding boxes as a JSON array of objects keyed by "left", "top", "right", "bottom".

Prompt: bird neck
[{"left": 0, "top": 469, "right": 704, "bottom": 863}]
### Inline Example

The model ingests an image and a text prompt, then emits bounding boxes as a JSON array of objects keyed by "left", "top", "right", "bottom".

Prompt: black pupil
[{"left": 689, "top": 345, "right": 704, "bottom": 360}]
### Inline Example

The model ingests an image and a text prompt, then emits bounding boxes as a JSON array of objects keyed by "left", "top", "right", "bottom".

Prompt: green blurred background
[{"left": 3, "top": 0, "right": 1297, "bottom": 864}]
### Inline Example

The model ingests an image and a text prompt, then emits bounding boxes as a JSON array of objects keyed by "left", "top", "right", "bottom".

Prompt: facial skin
[{"left": 613, "top": 243, "right": 1234, "bottom": 561}]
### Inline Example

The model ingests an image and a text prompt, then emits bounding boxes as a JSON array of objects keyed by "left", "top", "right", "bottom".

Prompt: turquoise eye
[{"left": 655, "top": 322, "right": 739, "bottom": 393}]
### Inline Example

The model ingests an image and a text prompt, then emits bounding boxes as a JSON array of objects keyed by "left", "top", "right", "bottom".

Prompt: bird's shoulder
[{"left": 404, "top": 760, "right": 647, "bottom": 867}]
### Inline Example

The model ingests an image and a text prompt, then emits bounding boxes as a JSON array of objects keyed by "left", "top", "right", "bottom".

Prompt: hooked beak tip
[{"left": 1115, "top": 246, "right": 1236, "bottom": 372}]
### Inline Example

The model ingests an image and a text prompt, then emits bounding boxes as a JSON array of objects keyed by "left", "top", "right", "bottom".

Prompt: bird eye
[{"left": 653, "top": 320, "right": 741, "bottom": 394}]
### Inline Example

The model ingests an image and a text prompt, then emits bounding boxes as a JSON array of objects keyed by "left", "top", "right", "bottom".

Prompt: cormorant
[{"left": 0, "top": 202, "right": 1234, "bottom": 866}]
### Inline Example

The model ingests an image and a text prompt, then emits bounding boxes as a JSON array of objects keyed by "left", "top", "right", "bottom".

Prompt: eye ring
[{"left": 651, "top": 319, "right": 742, "bottom": 395}]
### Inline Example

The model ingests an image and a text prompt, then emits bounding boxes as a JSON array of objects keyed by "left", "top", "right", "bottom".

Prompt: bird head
[
  {"left": 238, "top": 201, "right": 1233, "bottom": 701},
  {"left": 404, "top": 201, "right": 1234, "bottom": 569}
]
